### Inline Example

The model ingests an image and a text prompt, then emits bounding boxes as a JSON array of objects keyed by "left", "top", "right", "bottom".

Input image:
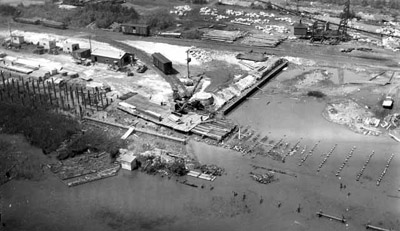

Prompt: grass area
[
  {"left": 0, "top": 103, "right": 80, "bottom": 154},
  {"left": 59, "top": 126, "right": 127, "bottom": 160}
]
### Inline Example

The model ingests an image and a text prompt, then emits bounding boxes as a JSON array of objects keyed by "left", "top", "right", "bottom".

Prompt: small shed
[
  {"left": 72, "top": 48, "right": 91, "bottom": 59},
  {"left": 91, "top": 49, "right": 132, "bottom": 67},
  {"left": 63, "top": 42, "right": 79, "bottom": 53},
  {"left": 293, "top": 22, "right": 308, "bottom": 37},
  {"left": 40, "top": 40, "right": 56, "bottom": 50},
  {"left": 121, "top": 24, "right": 150, "bottom": 36},
  {"left": 152, "top": 52, "right": 173, "bottom": 74},
  {"left": 11, "top": 36, "right": 24, "bottom": 45},
  {"left": 120, "top": 154, "right": 137, "bottom": 171}
]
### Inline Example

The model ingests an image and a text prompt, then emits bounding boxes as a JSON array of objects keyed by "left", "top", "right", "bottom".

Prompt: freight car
[
  {"left": 120, "top": 24, "right": 150, "bottom": 36},
  {"left": 13, "top": 17, "right": 40, "bottom": 25},
  {"left": 41, "top": 19, "right": 67, "bottom": 29},
  {"left": 152, "top": 53, "right": 173, "bottom": 75}
]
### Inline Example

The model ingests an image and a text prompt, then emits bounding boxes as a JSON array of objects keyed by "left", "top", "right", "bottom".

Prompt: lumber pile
[
  {"left": 236, "top": 52, "right": 269, "bottom": 62},
  {"left": 202, "top": 29, "right": 244, "bottom": 43},
  {"left": 241, "top": 34, "right": 286, "bottom": 47},
  {"left": 191, "top": 119, "right": 236, "bottom": 141}
]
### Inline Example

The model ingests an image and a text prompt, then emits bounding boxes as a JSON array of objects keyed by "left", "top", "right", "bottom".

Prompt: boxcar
[
  {"left": 121, "top": 24, "right": 150, "bottom": 36},
  {"left": 152, "top": 53, "right": 173, "bottom": 74}
]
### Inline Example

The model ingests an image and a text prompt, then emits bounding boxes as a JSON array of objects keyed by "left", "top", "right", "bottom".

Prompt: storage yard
[{"left": 1, "top": 0, "right": 400, "bottom": 230}]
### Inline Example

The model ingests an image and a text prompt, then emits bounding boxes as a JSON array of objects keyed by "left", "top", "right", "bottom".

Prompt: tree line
[{"left": 297, "top": 0, "right": 400, "bottom": 10}]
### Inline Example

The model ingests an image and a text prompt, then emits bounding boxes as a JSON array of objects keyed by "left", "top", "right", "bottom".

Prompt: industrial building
[
  {"left": 72, "top": 48, "right": 91, "bottom": 59},
  {"left": 293, "top": 22, "right": 308, "bottom": 37},
  {"left": 63, "top": 42, "right": 79, "bottom": 53},
  {"left": 91, "top": 49, "right": 133, "bottom": 67},
  {"left": 121, "top": 24, "right": 150, "bottom": 36},
  {"left": 40, "top": 40, "right": 56, "bottom": 50},
  {"left": 11, "top": 36, "right": 24, "bottom": 45},
  {"left": 152, "top": 52, "right": 173, "bottom": 74}
]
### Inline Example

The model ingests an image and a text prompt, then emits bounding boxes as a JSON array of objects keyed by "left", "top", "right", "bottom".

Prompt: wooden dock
[
  {"left": 222, "top": 59, "right": 288, "bottom": 115},
  {"left": 191, "top": 119, "right": 236, "bottom": 141}
]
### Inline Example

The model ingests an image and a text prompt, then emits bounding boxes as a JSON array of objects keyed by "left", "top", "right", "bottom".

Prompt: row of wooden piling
[{"left": 0, "top": 71, "right": 111, "bottom": 116}]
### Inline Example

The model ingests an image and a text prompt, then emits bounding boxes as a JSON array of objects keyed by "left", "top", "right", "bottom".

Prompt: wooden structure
[
  {"left": 152, "top": 53, "right": 173, "bottom": 74},
  {"left": 11, "top": 36, "right": 24, "bottom": 45},
  {"left": 91, "top": 49, "right": 132, "bottom": 67},
  {"left": 72, "top": 48, "right": 91, "bottom": 59},
  {"left": 41, "top": 19, "right": 67, "bottom": 29},
  {"left": 40, "top": 40, "right": 56, "bottom": 50},
  {"left": 120, "top": 154, "right": 137, "bottom": 171},
  {"left": 13, "top": 17, "right": 40, "bottom": 25},
  {"left": 63, "top": 42, "right": 79, "bottom": 53},
  {"left": 121, "top": 24, "right": 150, "bottom": 36},
  {"left": 293, "top": 22, "right": 308, "bottom": 37}
]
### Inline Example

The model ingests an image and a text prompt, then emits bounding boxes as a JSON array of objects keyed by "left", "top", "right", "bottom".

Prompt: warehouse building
[
  {"left": 91, "top": 49, "right": 133, "bottom": 67},
  {"left": 152, "top": 52, "right": 173, "bottom": 74}
]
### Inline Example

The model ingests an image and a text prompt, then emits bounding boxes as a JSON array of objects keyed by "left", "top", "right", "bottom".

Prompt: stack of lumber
[
  {"left": 241, "top": 34, "right": 286, "bottom": 47},
  {"left": 191, "top": 119, "right": 236, "bottom": 141},
  {"left": 202, "top": 30, "right": 244, "bottom": 43},
  {"left": 236, "top": 52, "right": 269, "bottom": 62}
]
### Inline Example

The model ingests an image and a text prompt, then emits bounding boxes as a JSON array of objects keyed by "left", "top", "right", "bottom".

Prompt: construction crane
[
  {"left": 175, "top": 75, "right": 204, "bottom": 114},
  {"left": 337, "top": 0, "right": 351, "bottom": 42},
  {"left": 307, "top": 0, "right": 351, "bottom": 44}
]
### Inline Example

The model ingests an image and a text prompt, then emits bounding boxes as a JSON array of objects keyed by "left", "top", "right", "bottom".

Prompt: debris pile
[
  {"left": 170, "top": 5, "right": 192, "bottom": 16},
  {"left": 188, "top": 47, "right": 213, "bottom": 63},
  {"left": 199, "top": 164, "right": 225, "bottom": 176},
  {"left": 322, "top": 99, "right": 380, "bottom": 135},
  {"left": 250, "top": 171, "right": 277, "bottom": 184},
  {"left": 137, "top": 149, "right": 189, "bottom": 176},
  {"left": 383, "top": 113, "right": 400, "bottom": 129}
]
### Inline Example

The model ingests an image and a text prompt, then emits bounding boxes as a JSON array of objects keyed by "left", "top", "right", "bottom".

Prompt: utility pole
[
  {"left": 89, "top": 35, "right": 92, "bottom": 52},
  {"left": 186, "top": 49, "right": 191, "bottom": 79}
]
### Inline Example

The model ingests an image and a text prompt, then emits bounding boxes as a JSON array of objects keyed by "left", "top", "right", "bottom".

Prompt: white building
[
  {"left": 11, "top": 36, "right": 24, "bottom": 45},
  {"left": 62, "top": 42, "right": 79, "bottom": 53},
  {"left": 120, "top": 154, "right": 137, "bottom": 171},
  {"left": 40, "top": 40, "right": 56, "bottom": 50}
]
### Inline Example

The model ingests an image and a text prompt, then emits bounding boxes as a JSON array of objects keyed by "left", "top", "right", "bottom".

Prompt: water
[{"left": 1, "top": 90, "right": 400, "bottom": 230}]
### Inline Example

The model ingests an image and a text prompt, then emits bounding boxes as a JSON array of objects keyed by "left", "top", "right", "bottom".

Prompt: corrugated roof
[
  {"left": 74, "top": 48, "right": 91, "bottom": 53},
  {"left": 91, "top": 48, "right": 127, "bottom": 60},
  {"left": 152, "top": 52, "right": 172, "bottom": 64}
]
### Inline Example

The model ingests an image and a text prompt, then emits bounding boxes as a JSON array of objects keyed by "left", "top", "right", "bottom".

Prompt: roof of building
[
  {"left": 152, "top": 52, "right": 172, "bottom": 64},
  {"left": 293, "top": 23, "right": 308, "bottom": 29},
  {"left": 91, "top": 48, "right": 128, "bottom": 60},
  {"left": 120, "top": 154, "right": 137, "bottom": 163},
  {"left": 121, "top": 23, "right": 149, "bottom": 28},
  {"left": 73, "top": 48, "right": 91, "bottom": 53}
]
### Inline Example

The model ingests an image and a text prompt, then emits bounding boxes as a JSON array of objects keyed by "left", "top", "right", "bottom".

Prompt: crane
[
  {"left": 337, "top": 0, "right": 351, "bottom": 42},
  {"left": 175, "top": 75, "right": 204, "bottom": 114}
]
